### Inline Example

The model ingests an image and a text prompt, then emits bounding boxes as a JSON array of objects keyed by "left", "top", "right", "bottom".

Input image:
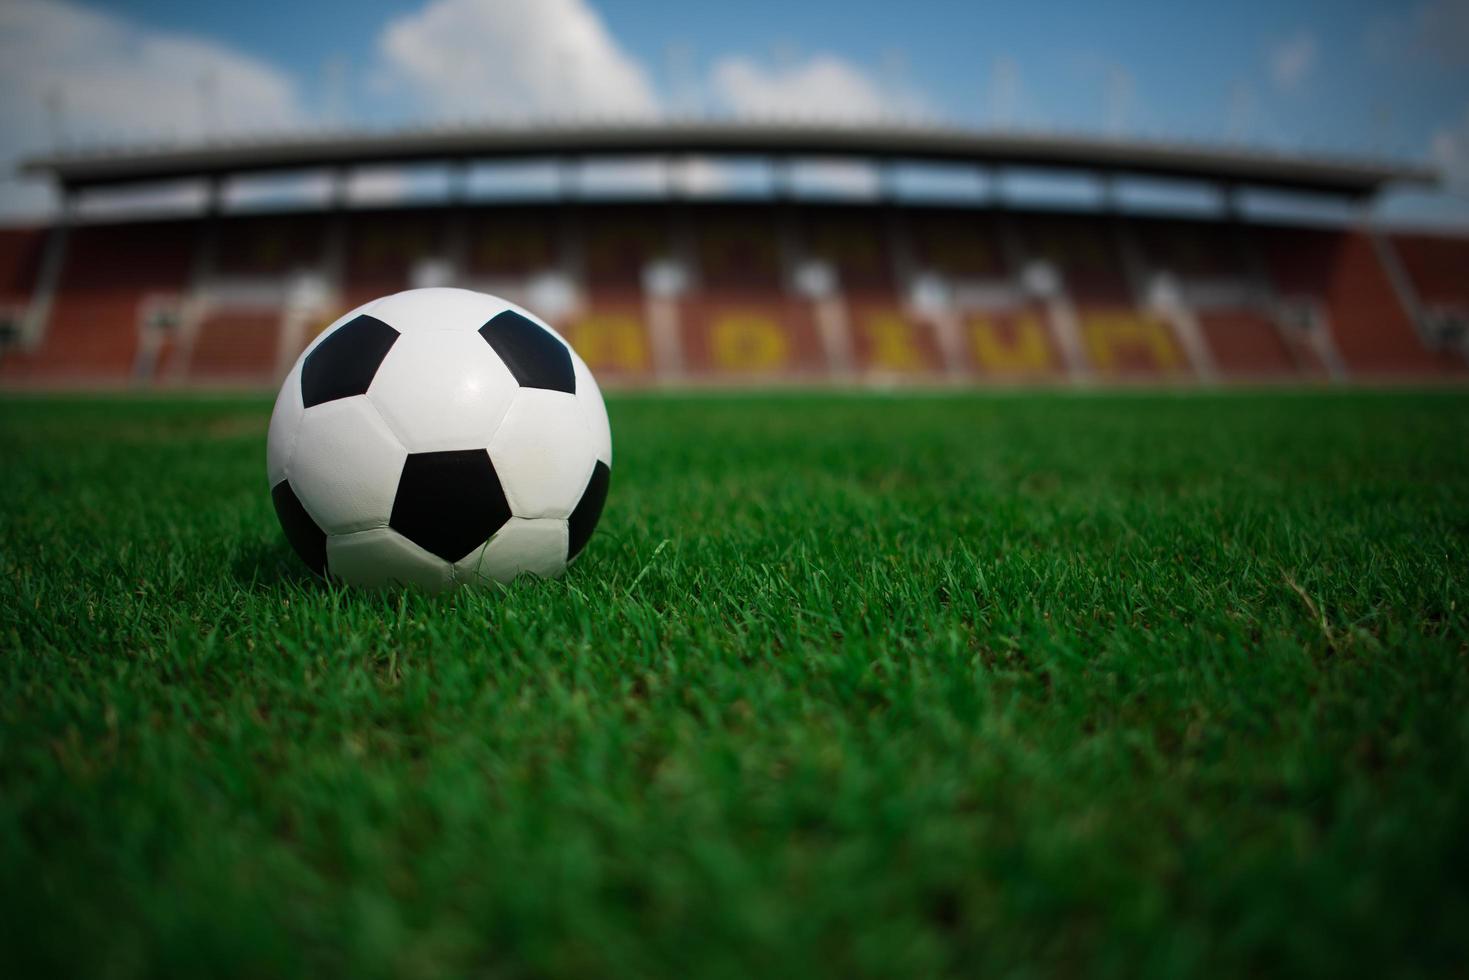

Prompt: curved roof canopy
[{"left": 21, "top": 120, "right": 1436, "bottom": 198}]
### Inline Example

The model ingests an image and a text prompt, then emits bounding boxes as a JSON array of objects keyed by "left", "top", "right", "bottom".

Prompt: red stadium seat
[
  {"left": 848, "top": 302, "right": 945, "bottom": 376},
  {"left": 1196, "top": 309, "right": 1300, "bottom": 378},
  {"left": 1, "top": 222, "right": 193, "bottom": 383},
  {"left": 679, "top": 292, "right": 825, "bottom": 379},
  {"left": 1392, "top": 232, "right": 1469, "bottom": 309},
  {"left": 183, "top": 310, "right": 282, "bottom": 382},
  {"left": 1262, "top": 226, "right": 1464, "bottom": 378},
  {"left": 559, "top": 291, "right": 655, "bottom": 382}
]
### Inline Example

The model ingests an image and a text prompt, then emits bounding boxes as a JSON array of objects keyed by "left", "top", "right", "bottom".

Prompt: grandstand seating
[
  {"left": 346, "top": 210, "right": 439, "bottom": 296},
  {"left": 180, "top": 310, "right": 283, "bottom": 382},
  {"left": 1195, "top": 310, "right": 1299, "bottom": 378},
  {"left": 695, "top": 206, "right": 785, "bottom": 292},
  {"left": 963, "top": 307, "right": 1065, "bottom": 379},
  {"left": 465, "top": 206, "right": 559, "bottom": 280},
  {"left": 2, "top": 221, "right": 193, "bottom": 383},
  {"left": 0, "top": 228, "right": 43, "bottom": 306},
  {"left": 1132, "top": 217, "right": 1248, "bottom": 280},
  {"left": 583, "top": 206, "right": 668, "bottom": 289},
  {"left": 1078, "top": 308, "right": 1189, "bottom": 378},
  {"left": 1261, "top": 226, "right": 1464, "bottom": 378},
  {"left": 2, "top": 202, "right": 1464, "bottom": 386},
  {"left": 1017, "top": 214, "right": 1134, "bottom": 304},
  {"left": 215, "top": 214, "right": 326, "bottom": 278},
  {"left": 1392, "top": 232, "right": 1469, "bottom": 309},
  {"left": 799, "top": 206, "right": 896, "bottom": 294},
  {"left": 848, "top": 303, "right": 945, "bottom": 376},
  {"left": 907, "top": 210, "right": 1009, "bottom": 281},
  {"left": 561, "top": 293, "right": 655, "bottom": 381},
  {"left": 680, "top": 293, "right": 827, "bottom": 379}
]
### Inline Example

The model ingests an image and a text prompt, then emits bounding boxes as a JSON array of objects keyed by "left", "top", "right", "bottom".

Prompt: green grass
[{"left": 2, "top": 390, "right": 1467, "bottom": 979}]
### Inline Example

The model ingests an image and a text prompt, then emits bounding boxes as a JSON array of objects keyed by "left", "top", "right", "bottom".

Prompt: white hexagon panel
[
  {"left": 327, "top": 527, "right": 455, "bottom": 593},
  {"left": 266, "top": 356, "right": 304, "bottom": 488},
  {"left": 367, "top": 329, "right": 518, "bottom": 453},
  {"left": 455, "top": 518, "right": 570, "bottom": 586},
  {"left": 572, "top": 355, "right": 612, "bottom": 467},
  {"left": 368, "top": 287, "right": 514, "bottom": 335},
  {"left": 266, "top": 287, "right": 613, "bottom": 589},
  {"left": 288, "top": 397, "right": 405, "bottom": 534},
  {"left": 488, "top": 389, "right": 597, "bottom": 520}
]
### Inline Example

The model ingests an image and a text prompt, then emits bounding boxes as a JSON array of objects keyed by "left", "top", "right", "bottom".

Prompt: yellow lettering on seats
[
  {"left": 710, "top": 313, "right": 789, "bottom": 372},
  {"left": 970, "top": 312, "right": 1055, "bottom": 373},
  {"left": 565, "top": 313, "right": 649, "bottom": 373},
  {"left": 862, "top": 312, "right": 924, "bottom": 371},
  {"left": 1081, "top": 312, "right": 1182, "bottom": 373}
]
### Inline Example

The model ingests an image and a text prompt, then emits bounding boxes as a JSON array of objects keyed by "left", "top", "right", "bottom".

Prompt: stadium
[
  {"left": 3, "top": 2, "right": 1469, "bottom": 977},
  {"left": 3, "top": 120, "right": 1468, "bottom": 387}
]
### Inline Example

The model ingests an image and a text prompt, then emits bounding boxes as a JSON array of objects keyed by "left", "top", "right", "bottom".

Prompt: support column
[
  {"left": 772, "top": 155, "right": 800, "bottom": 281},
  {"left": 1028, "top": 262, "right": 1089, "bottom": 382},
  {"left": 997, "top": 189, "right": 1089, "bottom": 382},
  {"left": 798, "top": 261, "right": 852, "bottom": 380},
  {"left": 322, "top": 165, "right": 349, "bottom": 291},
  {"left": 644, "top": 259, "right": 686, "bottom": 382},
  {"left": 649, "top": 159, "right": 697, "bottom": 383},
  {"left": 1149, "top": 273, "right": 1217, "bottom": 382},
  {"left": 1103, "top": 175, "right": 1150, "bottom": 302},
  {"left": 558, "top": 156, "right": 585, "bottom": 287},
  {"left": 443, "top": 161, "right": 471, "bottom": 284},
  {"left": 168, "top": 175, "right": 225, "bottom": 381}
]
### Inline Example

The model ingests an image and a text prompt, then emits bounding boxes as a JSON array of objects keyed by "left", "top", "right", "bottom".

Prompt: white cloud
[
  {"left": 709, "top": 53, "right": 927, "bottom": 122},
  {"left": 0, "top": 0, "right": 306, "bottom": 215},
  {"left": 377, "top": 0, "right": 658, "bottom": 119},
  {"left": 1268, "top": 33, "right": 1318, "bottom": 93}
]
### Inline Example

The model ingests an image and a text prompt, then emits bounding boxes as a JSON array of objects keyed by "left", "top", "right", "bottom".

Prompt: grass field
[{"left": 2, "top": 390, "right": 1467, "bottom": 979}]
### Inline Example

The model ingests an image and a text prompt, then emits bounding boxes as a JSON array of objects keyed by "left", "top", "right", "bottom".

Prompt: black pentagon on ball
[
  {"left": 301, "top": 314, "right": 400, "bottom": 408},
  {"left": 478, "top": 310, "right": 575, "bottom": 394},
  {"left": 567, "top": 461, "right": 611, "bottom": 561},
  {"left": 271, "top": 480, "right": 327, "bottom": 576},
  {"left": 390, "top": 450, "right": 511, "bottom": 563}
]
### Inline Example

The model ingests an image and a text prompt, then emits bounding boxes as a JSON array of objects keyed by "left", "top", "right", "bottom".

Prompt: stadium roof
[{"left": 20, "top": 120, "right": 1436, "bottom": 198}]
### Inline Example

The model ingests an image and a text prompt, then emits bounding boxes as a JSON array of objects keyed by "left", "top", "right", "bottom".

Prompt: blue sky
[{"left": 2, "top": 0, "right": 1468, "bottom": 222}]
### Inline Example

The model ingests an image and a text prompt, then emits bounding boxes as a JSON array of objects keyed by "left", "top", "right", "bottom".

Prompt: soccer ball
[{"left": 266, "top": 287, "right": 611, "bottom": 590}]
